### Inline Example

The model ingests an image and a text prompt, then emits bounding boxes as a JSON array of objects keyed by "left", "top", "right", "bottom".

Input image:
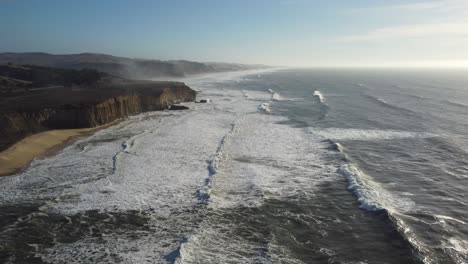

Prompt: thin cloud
[
  {"left": 351, "top": 0, "right": 468, "bottom": 12},
  {"left": 351, "top": 2, "right": 441, "bottom": 12},
  {"left": 341, "top": 23, "right": 468, "bottom": 42},
  {"left": 342, "top": 0, "right": 468, "bottom": 42}
]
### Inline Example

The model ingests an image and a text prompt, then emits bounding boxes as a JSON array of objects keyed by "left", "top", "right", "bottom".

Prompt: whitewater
[
  {"left": 0, "top": 69, "right": 467, "bottom": 264},
  {"left": 0, "top": 69, "right": 329, "bottom": 263}
]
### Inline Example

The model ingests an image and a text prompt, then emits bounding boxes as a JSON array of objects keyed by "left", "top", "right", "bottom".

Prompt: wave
[
  {"left": 377, "top": 98, "right": 387, "bottom": 104},
  {"left": 258, "top": 102, "right": 271, "bottom": 112},
  {"left": 324, "top": 139, "right": 413, "bottom": 212},
  {"left": 312, "top": 90, "right": 329, "bottom": 120},
  {"left": 242, "top": 90, "right": 251, "bottom": 99},
  {"left": 435, "top": 214, "right": 467, "bottom": 225},
  {"left": 112, "top": 130, "right": 148, "bottom": 173},
  {"left": 311, "top": 128, "right": 437, "bottom": 141},
  {"left": 447, "top": 100, "right": 468, "bottom": 108},
  {"left": 268, "top": 88, "right": 282, "bottom": 101},
  {"left": 324, "top": 139, "right": 444, "bottom": 264},
  {"left": 363, "top": 94, "right": 394, "bottom": 108},
  {"left": 338, "top": 163, "right": 385, "bottom": 211},
  {"left": 110, "top": 115, "right": 169, "bottom": 175},
  {"left": 175, "top": 111, "right": 337, "bottom": 263},
  {"left": 256, "top": 89, "right": 282, "bottom": 113},
  {"left": 446, "top": 237, "right": 468, "bottom": 257},
  {"left": 198, "top": 117, "right": 244, "bottom": 201},
  {"left": 362, "top": 94, "right": 420, "bottom": 115},
  {"left": 313, "top": 90, "right": 325, "bottom": 103},
  {"left": 267, "top": 88, "right": 303, "bottom": 102}
]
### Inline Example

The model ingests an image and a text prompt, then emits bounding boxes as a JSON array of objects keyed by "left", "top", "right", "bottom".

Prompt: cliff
[{"left": 0, "top": 79, "right": 196, "bottom": 152}]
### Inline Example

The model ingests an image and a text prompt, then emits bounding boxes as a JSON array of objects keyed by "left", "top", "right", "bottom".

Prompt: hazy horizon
[{"left": 1, "top": 0, "right": 468, "bottom": 68}]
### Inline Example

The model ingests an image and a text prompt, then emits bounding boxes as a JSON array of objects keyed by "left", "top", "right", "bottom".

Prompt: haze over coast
[{"left": 1, "top": 1, "right": 467, "bottom": 263}]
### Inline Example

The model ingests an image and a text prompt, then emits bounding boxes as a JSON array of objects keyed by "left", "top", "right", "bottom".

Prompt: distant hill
[
  {"left": 0, "top": 52, "right": 268, "bottom": 79},
  {"left": 0, "top": 64, "right": 110, "bottom": 92}
]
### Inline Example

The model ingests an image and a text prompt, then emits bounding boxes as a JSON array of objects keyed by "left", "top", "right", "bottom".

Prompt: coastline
[
  {"left": 0, "top": 69, "right": 278, "bottom": 177},
  {"left": 0, "top": 122, "right": 116, "bottom": 176}
]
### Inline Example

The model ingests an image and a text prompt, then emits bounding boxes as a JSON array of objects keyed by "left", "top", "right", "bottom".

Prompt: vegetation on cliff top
[{"left": 0, "top": 64, "right": 196, "bottom": 152}]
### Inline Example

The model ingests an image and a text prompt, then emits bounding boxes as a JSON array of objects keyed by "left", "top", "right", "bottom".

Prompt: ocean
[{"left": 0, "top": 69, "right": 467, "bottom": 263}]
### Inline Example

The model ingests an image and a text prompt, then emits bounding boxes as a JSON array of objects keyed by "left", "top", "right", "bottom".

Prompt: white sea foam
[
  {"left": 334, "top": 142, "right": 344, "bottom": 153},
  {"left": 447, "top": 237, "right": 468, "bottom": 255},
  {"left": 0, "top": 67, "right": 430, "bottom": 263},
  {"left": 0, "top": 69, "right": 336, "bottom": 263},
  {"left": 338, "top": 163, "right": 385, "bottom": 211},
  {"left": 268, "top": 88, "right": 282, "bottom": 101},
  {"left": 207, "top": 113, "right": 335, "bottom": 209},
  {"left": 0, "top": 71, "right": 281, "bottom": 262},
  {"left": 258, "top": 102, "right": 271, "bottom": 112},
  {"left": 435, "top": 214, "right": 467, "bottom": 225},
  {"left": 252, "top": 88, "right": 283, "bottom": 113},
  {"left": 175, "top": 99, "right": 337, "bottom": 264},
  {"left": 272, "top": 92, "right": 281, "bottom": 101},
  {"left": 332, "top": 146, "right": 416, "bottom": 215},
  {"left": 310, "top": 128, "right": 437, "bottom": 141},
  {"left": 312, "top": 128, "right": 420, "bottom": 214},
  {"left": 1, "top": 69, "right": 294, "bottom": 263},
  {"left": 313, "top": 90, "right": 325, "bottom": 103},
  {"left": 377, "top": 98, "right": 387, "bottom": 104}
]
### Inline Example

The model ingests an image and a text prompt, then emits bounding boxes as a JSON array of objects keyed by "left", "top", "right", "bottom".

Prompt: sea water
[{"left": 0, "top": 69, "right": 467, "bottom": 264}]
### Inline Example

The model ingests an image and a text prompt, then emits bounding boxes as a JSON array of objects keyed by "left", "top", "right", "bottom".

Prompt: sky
[{"left": 1, "top": 0, "right": 468, "bottom": 67}]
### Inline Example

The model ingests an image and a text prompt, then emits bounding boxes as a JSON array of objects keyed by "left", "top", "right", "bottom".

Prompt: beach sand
[{"left": 0, "top": 125, "right": 111, "bottom": 176}]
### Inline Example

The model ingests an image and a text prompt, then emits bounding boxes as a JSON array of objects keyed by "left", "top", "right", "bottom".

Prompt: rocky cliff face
[{"left": 0, "top": 84, "right": 196, "bottom": 151}]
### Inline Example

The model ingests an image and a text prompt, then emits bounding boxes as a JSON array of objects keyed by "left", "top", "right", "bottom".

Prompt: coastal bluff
[{"left": 0, "top": 65, "right": 196, "bottom": 152}]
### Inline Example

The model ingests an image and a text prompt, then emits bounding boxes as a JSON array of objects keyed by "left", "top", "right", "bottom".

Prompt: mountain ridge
[{"left": 0, "top": 52, "right": 269, "bottom": 79}]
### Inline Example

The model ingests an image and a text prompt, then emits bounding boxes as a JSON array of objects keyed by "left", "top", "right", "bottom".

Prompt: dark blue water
[{"left": 237, "top": 69, "right": 468, "bottom": 264}]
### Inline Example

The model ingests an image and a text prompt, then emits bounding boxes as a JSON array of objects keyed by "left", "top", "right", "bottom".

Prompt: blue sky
[{"left": 1, "top": 0, "right": 468, "bottom": 67}]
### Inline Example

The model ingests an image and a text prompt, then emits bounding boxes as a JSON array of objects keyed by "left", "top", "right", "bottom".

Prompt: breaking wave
[
  {"left": 268, "top": 88, "right": 282, "bottom": 101},
  {"left": 313, "top": 90, "right": 325, "bottom": 104},
  {"left": 324, "top": 139, "right": 428, "bottom": 263},
  {"left": 257, "top": 88, "right": 283, "bottom": 113},
  {"left": 258, "top": 102, "right": 271, "bottom": 112},
  {"left": 198, "top": 117, "right": 244, "bottom": 200},
  {"left": 311, "top": 128, "right": 437, "bottom": 141}
]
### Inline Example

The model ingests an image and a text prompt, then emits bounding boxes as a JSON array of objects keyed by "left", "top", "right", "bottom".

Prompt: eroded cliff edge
[{"left": 0, "top": 81, "right": 196, "bottom": 151}]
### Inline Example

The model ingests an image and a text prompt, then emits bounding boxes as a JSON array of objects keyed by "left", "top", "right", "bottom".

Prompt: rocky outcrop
[
  {"left": 169, "top": 104, "right": 190, "bottom": 110},
  {"left": 0, "top": 83, "right": 196, "bottom": 151}
]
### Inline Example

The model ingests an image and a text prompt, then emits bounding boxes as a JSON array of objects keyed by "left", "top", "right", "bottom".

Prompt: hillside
[
  {"left": 0, "top": 64, "right": 196, "bottom": 152},
  {"left": 0, "top": 52, "right": 268, "bottom": 79}
]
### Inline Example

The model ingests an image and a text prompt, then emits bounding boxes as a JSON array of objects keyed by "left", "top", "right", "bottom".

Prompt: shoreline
[
  {"left": 0, "top": 122, "right": 117, "bottom": 176},
  {"left": 0, "top": 69, "right": 274, "bottom": 177}
]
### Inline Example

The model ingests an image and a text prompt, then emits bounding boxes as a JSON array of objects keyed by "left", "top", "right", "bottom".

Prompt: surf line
[
  {"left": 196, "top": 116, "right": 244, "bottom": 201},
  {"left": 167, "top": 116, "right": 244, "bottom": 264}
]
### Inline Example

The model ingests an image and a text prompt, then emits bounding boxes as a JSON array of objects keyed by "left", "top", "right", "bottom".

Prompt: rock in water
[{"left": 169, "top": 104, "right": 189, "bottom": 110}]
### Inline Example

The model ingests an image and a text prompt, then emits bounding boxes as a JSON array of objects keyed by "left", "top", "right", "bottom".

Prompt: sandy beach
[{"left": 0, "top": 126, "right": 106, "bottom": 176}]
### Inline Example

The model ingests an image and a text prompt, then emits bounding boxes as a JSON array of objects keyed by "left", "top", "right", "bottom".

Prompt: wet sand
[{"left": 0, "top": 125, "right": 112, "bottom": 176}]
